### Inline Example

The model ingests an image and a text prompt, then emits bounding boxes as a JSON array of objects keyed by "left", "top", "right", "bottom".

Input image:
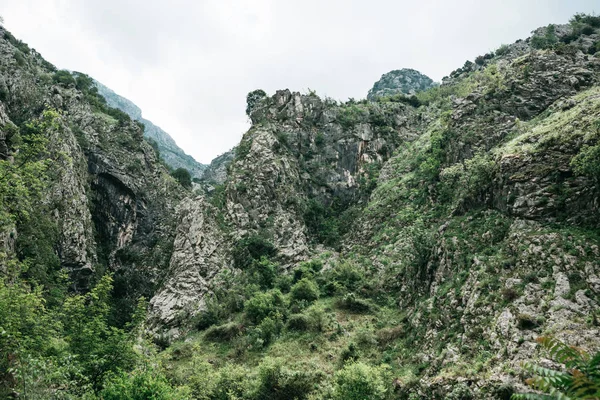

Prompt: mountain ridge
[{"left": 94, "top": 80, "right": 207, "bottom": 178}]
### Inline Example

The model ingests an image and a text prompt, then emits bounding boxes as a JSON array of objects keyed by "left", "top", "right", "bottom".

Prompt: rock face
[
  {"left": 94, "top": 80, "right": 206, "bottom": 178},
  {"left": 0, "top": 26, "right": 185, "bottom": 305},
  {"left": 151, "top": 19, "right": 600, "bottom": 395},
  {"left": 3, "top": 16, "right": 600, "bottom": 398},
  {"left": 148, "top": 89, "right": 423, "bottom": 330},
  {"left": 367, "top": 68, "right": 436, "bottom": 100},
  {"left": 200, "top": 147, "right": 235, "bottom": 185}
]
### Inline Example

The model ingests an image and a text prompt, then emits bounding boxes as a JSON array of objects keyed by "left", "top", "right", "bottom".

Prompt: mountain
[
  {"left": 2, "top": 13, "right": 600, "bottom": 399},
  {"left": 367, "top": 68, "right": 437, "bottom": 100},
  {"left": 94, "top": 80, "right": 207, "bottom": 178}
]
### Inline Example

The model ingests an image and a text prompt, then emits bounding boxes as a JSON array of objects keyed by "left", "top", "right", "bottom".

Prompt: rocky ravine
[{"left": 148, "top": 19, "right": 600, "bottom": 396}]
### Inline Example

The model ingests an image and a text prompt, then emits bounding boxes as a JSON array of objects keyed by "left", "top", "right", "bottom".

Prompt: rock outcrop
[{"left": 367, "top": 68, "right": 436, "bottom": 100}]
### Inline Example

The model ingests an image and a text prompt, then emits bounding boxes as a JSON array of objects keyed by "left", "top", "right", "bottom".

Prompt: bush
[
  {"left": 211, "top": 363, "right": 256, "bottom": 400},
  {"left": 232, "top": 235, "right": 277, "bottom": 270},
  {"left": 286, "top": 313, "right": 312, "bottom": 332},
  {"left": 324, "top": 262, "right": 364, "bottom": 294},
  {"left": 246, "top": 257, "right": 278, "bottom": 290},
  {"left": 244, "top": 289, "right": 286, "bottom": 324},
  {"left": 571, "top": 143, "right": 600, "bottom": 179},
  {"left": 254, "top": 358, "right": 320, "bottom": 400},
  {"left": 496, "top": 44, "right": 510, "bottom": 56},
  {"left": 290, "top": 278, "right": 320, "bottom": 303},
  {"left": 204, "top": 322, "right": 243, "bottom": 342},
  {"left": 52, "top": 70, "right": 76, "bottom": 86},
  {"left": 332, "top": 362, "right": 388, "bottom": 400},
  {"left": 336, "top": 293, "right": 373, "bottom": 313},
  {"left": 171, "top": 167, "right": 192, "bottom": 188},
  {"left": 100, "top": 367, "right": 190, "bottom": 400},
  {"left": 251, "top": 316, "right": 283, "bottom": 346}
]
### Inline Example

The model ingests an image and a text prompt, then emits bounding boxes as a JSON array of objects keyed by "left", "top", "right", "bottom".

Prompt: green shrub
[
  {"left": 251, "top": 316, "right": 284, "bottom": 346},
  {"left": 332, "top": 362, "right": 389, "bottom": 400},
  {"left": 290, "top": 278, "right": 320, "bottom": 303},
  {"left": 204, "top": 322, "right": 243, "bottom": 342},
  {"left": 254, "top": 358, "right": 320, "bottom": 400},
  {"left": 496, "top": 44, "right": 510, "bottom": 56},
  {"left": 52, "top": 70, "right": 76, "bottom": 86},
  {"left": 571, "top": 143, "right": 600, "bottom": 179},
  {"left": 286, "top": 313, "right": 312, "bottom": 332},
  {"left": 336, "top": 293, "right": 373, "bottom": 313},
  {"left": 171, "top": 167, "right": 192, "bottom": 188},
  {"left": 246, "top": 89, "right": 267, "bottom": 116},
  {"left": 246, "top": 257, "right": 278, "bottom": 290},
  {"left": 100, "top": 366, "right": 190, "bottom": 400},
  {"left": 211, "top": 363, "right": 256, "bottom": 400},
  {"left": 232, "top": 235, "right": 277, "bottom": 270},
  {"left": 324, "top": 262, "right": 364, "bottom": 295},
  {"left": 531, "top": 25, "right": 558, "bottom": 49},
  {"left": 244, "top": 289, "right": 286, "bottom": 324}
]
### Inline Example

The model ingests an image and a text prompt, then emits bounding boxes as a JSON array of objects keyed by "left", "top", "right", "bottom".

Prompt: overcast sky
[{"left": 0, "top": 1, "right": 598, "bottom": 163}]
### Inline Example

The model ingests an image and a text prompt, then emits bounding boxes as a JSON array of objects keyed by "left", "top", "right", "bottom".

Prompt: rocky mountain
[
  {"left": 367, "top": 68, "right": 437, "bottom": 100},
  {"left": 2, "top": 14, "right": 600, "bottom": 400},
  {"left": 94, "top": 80, "right": 207, "bottom": 178},
  {"left": 0, "top": 25, "right": 188, "bottom": 319}
]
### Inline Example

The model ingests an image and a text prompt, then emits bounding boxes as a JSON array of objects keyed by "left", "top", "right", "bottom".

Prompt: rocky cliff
[
  {"left": 148, "top": 17, "right": 600, "bottom": 398},
  {"left": 0, "top": 26, "right": 186, "bottom": 317},
  {"left": 2, "top": 14, "right": 600, "bottom": 399}
]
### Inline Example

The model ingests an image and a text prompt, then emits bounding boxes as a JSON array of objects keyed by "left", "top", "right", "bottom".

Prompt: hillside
[
  {"left": 94, "top": 80, "right": 207, "bottom": 178},
  {"left": 1, "top": 13, "right": 600, "bottom": 400}
]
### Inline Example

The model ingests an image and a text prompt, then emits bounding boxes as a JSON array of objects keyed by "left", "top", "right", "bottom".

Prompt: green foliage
[
  {"left": 52, "top": 70, "right": 76, "bottom": 86},
  {"left": 232, "top": 235, "right": 277, "bottom": 270},
  {"left": 204, "top": 322, "right": 243, "bottom": 342},
  {"left": 246, "top": 89, "right": 267, "bottom": 116},
  {"left": 531, "top": 25, "right": 559, "bottom": 49},
  {"left": 246, "top": 257, "right": 278, "bottom": 290},
  {"left": 244, "top": 289, "right": 286, "bottom": 324},
  {"left": 332, "top": 362, "right": 389, "bottom": 400},
  {"left": 100, "top": 366, "right": 190, "bottom": 400},
  {"left": 254, "top": 358, "right": 320, "bottom": 400},
  {"left": 571, "top": 143, "right": 600, "bottom": 179},
  {"left": 337, "top": 104, "right": 369, "bottom": 129},
  {"left": 512, "top": 337, "right": 600, "bottom": 400},
  {"left": 496, "top": 44, "right": 510, "bottom": 56},
  {"left": 235, "top": 138, "right": 252, "bottom": 160},
  {"left": 336, "top": 293, "right": 373, "bottom": 313},
  {"left": 61, "top": 275, "right": 139, "bottom": 391},
  {"left": 290, "top": 278, "right": 320, "bottom": 303},
  {"left": 171, "top": 167, "right": 192, "bottom": 188}
]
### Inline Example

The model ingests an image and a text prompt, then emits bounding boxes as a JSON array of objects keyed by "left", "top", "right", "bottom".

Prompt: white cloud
[{"left": 0, "top": 0, "right": 597, "bottom": 163}]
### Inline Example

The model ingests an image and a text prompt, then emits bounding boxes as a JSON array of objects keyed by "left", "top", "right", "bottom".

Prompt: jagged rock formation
[
  {"left": 200, "top": 148, "right": 235, "bottom": 185},
  {"left": 0, "top": 26, "right": 185, "bottom": 303},
  {"left": 2, "top": 15, "right": 600, "bottom": 399},
  {"left": 367, "top": 68, "right": 436, "bottom": 100},
  {"left": 149, "top": 18, "right": 600, "bottom": 396},
  {"left": 149, "top": 89, "right": 422, "bottom": 330},
  {"left": 94, "top": 81, "right": 206, "bottom": 178}
]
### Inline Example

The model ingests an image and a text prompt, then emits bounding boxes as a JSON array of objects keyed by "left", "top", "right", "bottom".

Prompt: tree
[{"left": 171, "top": 167, "right": 192, "bottom": 188}]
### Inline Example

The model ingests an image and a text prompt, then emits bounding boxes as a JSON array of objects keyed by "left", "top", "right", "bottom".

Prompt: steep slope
[
  {"left": 149, "top": 88, "right": 422, "bottom": 328},
  {"left": 94, "top": 80, "right": 207, "bottom": 178},
  {"left": 0, "top": 26, "right": 186, "bottom": 315},
  {"left": 150, "top": 16, "right": 600, "bottom": 399}
]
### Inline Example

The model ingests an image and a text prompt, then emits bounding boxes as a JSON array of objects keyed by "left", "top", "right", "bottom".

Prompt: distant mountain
[{"left": 94, "top": 81, "right": 206, "bottom": 178}]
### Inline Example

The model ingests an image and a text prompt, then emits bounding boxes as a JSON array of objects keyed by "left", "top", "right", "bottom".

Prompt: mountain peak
[{"left": 367, "top": 68, "right": 436, "bottom": 100}]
